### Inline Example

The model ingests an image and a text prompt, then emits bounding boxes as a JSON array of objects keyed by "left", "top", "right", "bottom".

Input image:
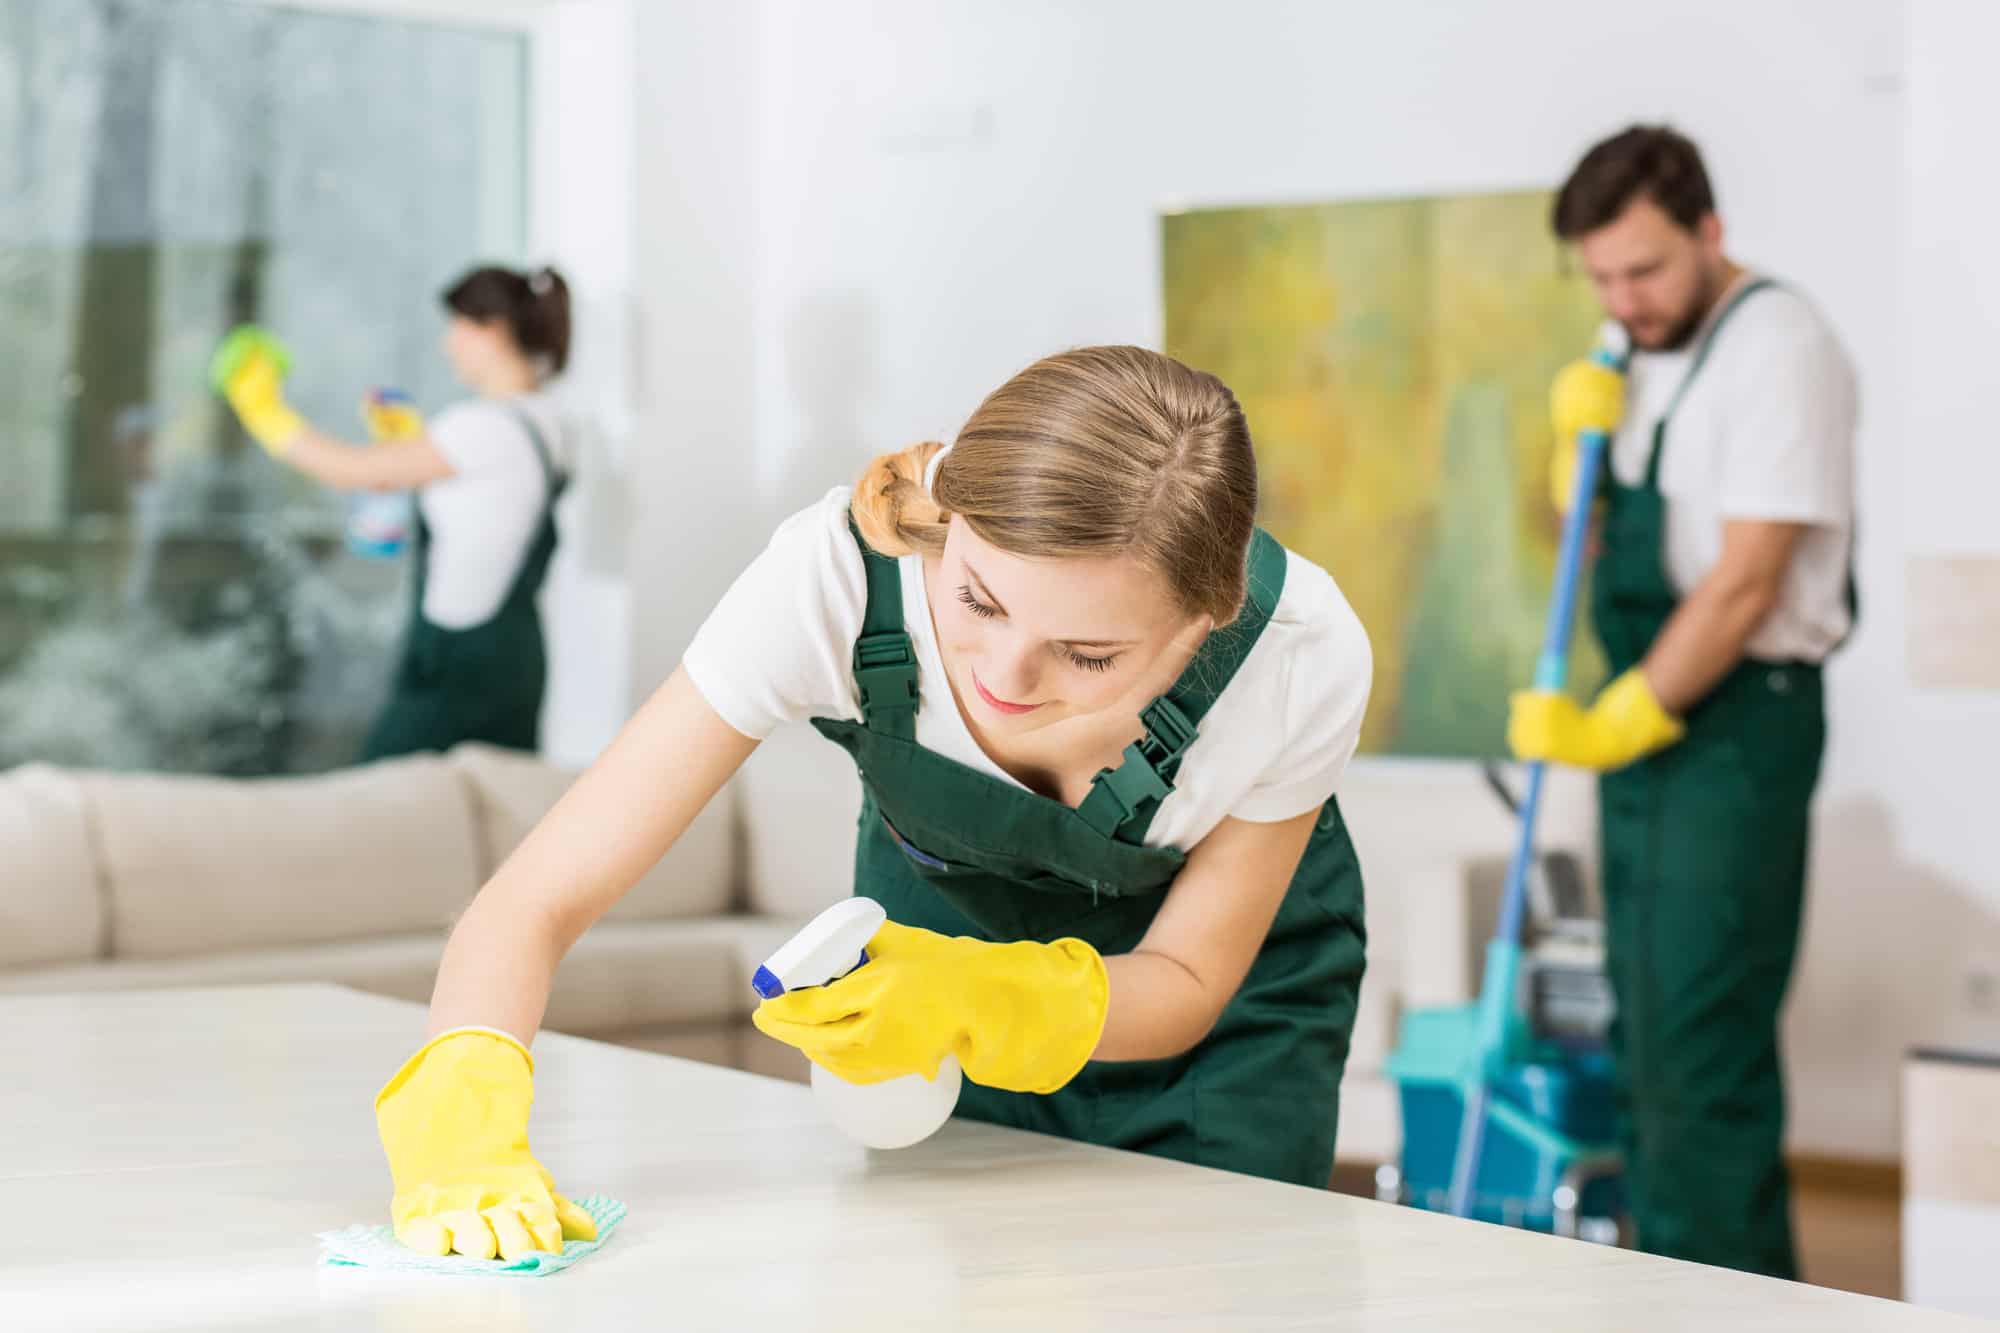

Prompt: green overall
[
  {"left": 808, "top": 523, "right": 1368, "bottom": 1188},
  {"left": 1593, "top": 278, "right": 1842, "bottom": 1277},
  {"left": 361, "top": 406, "right": 568, "bottom": 762}
]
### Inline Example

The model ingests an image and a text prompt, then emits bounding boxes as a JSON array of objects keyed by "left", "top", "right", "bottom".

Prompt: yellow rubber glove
[
  {"left": 1547, "top": 355, "right": 1627, "bottom": 514},
  {"left": 360, "top": 387, "right": 426, "bottom": 443},
  {"left": 208, "top": 325, "right": 306, "bottom": 455},
  {"left": 752, "top": 921, "right": 1109, "bottom": 1094},
  {"left": 374, "top": 1028, "right": 598, "bottom": 1261},
  {"left": 1508, "top": 667, "right": 1686, "bottom": 772}
]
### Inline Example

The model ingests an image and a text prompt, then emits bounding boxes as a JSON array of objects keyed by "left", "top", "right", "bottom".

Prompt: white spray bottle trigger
[{"left": 752, "top": 897, "right": 886, "bottom": 998}]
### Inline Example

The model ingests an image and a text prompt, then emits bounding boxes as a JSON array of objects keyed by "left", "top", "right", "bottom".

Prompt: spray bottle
[
  {"left": 753, "top": 897, "right": 962, "bottom": 1149},
  {"left": 345, "top": 388, "right": 420, "bottom": 559}
]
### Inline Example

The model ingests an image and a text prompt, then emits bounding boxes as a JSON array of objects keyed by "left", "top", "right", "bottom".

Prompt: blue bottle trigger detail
[{"left": 751, "top": 950, "right": 868, "bottom": 1000}]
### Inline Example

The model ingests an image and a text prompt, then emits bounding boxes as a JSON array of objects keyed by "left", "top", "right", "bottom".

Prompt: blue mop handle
[
  {"left": 1500, "top": 421, "right": 1610, "bottom": 940},
  {"left": 1447, "top": 340, "right": 1625, "bottom": 1220}
]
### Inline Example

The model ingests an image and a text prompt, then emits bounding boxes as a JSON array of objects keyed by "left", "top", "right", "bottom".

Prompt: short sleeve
[
  {"left": 1717, "top": 299, "right": 1857, "bottom": 526},
  {"left": 427, "top": 402, "right": 518, "bottom": 476},
  {"left": 681, "top": 489, "right": 867, "bottom": 739},
  {"left": 1229, "top": 555, "right": 1374, "bottom": 823}
]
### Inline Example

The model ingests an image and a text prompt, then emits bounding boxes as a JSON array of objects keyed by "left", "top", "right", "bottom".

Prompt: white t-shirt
[
  {"left": 419, "top": 393, "right": 570, "bottom": 629},
  {"left": 684, "top": 488, "right": 1375, "bottom": 851},
  {"left": 1608, "top": 278, "right": 1858, "bottom": 662}
]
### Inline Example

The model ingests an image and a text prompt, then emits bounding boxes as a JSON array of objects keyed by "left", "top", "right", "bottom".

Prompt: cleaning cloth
[{"left": 318, "top": 1195, "right": 626, "bottom": 1277}]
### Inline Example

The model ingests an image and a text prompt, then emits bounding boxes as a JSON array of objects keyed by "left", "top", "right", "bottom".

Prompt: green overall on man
[{"left": 1513, "top": 127, "right": 1859, "bottom": 1277}]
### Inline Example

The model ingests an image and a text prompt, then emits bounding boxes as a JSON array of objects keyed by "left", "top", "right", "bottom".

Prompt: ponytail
[{"left": 851, "top": 441, "right": 949, "bottom": 557}]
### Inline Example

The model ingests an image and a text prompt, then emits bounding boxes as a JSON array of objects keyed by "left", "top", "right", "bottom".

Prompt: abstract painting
[{"left": 1164, "top": 189, "right": 1607, "bottom": 757}]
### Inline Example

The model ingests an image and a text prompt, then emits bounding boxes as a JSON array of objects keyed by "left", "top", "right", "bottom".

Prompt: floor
[
  {"left": 1329, "top": 1164, "right": 1902, "bottom": 1302},
  {"left": 1794, "top": 1171, "right": 1900, "bottom": 1301}
]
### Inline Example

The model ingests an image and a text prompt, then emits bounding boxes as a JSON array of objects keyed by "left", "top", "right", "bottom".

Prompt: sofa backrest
[
  {"left": 77, "top": 753, "right": 485, "bottom": 960},
  {"left": 445, "top": 743, "right": 739, "bottom": 921}
]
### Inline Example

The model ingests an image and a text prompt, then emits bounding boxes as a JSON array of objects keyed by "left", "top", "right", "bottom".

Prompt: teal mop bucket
[{"left": 1385, "top": 1005, "right": 1623, "bottom": 1236}]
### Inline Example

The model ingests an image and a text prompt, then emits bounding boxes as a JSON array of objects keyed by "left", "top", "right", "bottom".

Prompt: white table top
[{"left": 1, "top": 985, "right": 1978, "bottom": 1332}]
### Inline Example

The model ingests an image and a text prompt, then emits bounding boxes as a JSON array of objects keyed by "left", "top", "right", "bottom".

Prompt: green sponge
[{"left": 207, "top": 324, "right": 292, "bottom": 395}]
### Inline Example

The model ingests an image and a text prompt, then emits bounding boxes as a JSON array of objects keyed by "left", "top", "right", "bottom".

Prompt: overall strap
[
  {"left": 1643, "top": 276, "right": 1776, "bottom": 491},
  {"left": 501, "top": 402, "right": 570, "bottom": 503},
  {"left": 1075, "top": 529, "right": 1290, "bottom": 841},
  {"left": 846, "top": 517, "right": 919, "bottom": 740}
]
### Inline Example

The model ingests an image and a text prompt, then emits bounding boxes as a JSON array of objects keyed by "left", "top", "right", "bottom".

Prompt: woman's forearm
[
  {"left": 1093, "top": 950, "right": 1218, "bottom": 1061},
  {"left": 427, "top": 878, "right": 570, "bottom": 1040},
  {"left": 1089, "top": 808, "right": 1320, "bottom": 1063},
  {"left": 281, "top": 428, "right": 456, "bottom": 492}
]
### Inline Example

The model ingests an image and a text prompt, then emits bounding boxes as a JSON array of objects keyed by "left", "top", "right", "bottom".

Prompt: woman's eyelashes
[
  {"left": 957, "top": 585, "right": 1120, "bottom": 674},
  {"left": 956, "top": 584, "right": 998, "bottom": 619}
]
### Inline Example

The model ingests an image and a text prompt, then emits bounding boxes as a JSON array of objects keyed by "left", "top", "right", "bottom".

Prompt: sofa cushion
[
  {"left": 446, "top": 743, "right": 737, "bottom": 921},
  {"left": 0, "top": 765, "right": 103, "bottom": 967},
  {"left": 81, "top": 754, "right": 482, "bottom": 960},
  {"left": 735, "top": 724, "right": 861, "bottom": 918}
]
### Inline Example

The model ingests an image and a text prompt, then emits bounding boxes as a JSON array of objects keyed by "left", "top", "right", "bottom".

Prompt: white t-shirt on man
[
  {"left": 419, "top": 392, "right": 570, "bottom": 629},
  {"left": 684, "top": 487, "right": 1375, "bottom": 852},
  {"left": 1608, "top": 278, "right": 1858, "bottom": 662}
]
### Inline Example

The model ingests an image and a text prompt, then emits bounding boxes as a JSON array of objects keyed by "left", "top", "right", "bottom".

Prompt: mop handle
[
  {"left": 1497, "top": 333, "right": 1625, "bottom": 1003},
  {"left": 1497, "top": 403, "right": 1613, "bottom": 942},
  {"left": 1448, "top": 335, "right": 1627, "bottom": 1219}
]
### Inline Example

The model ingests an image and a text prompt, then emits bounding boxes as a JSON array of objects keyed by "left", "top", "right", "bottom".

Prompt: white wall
[
  {"left": 626, "top": 0, "right": 768, "bottom": 697},
  {"left": 534, "top": 0, "right": 639, "bottom": 766},
  {"left": 1780, "top": 0, "right": 2000, "bottom": 1160},
  {"left": 617, "top": 0, "right": 1997, "bottom": 1156}
]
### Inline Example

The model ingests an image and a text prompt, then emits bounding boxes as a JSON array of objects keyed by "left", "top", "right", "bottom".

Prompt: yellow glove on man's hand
[
  {"left": 1508, "top": 667, "right": 1686, "bottom": 772},
  {"left": 208, "top": 325, "right": 306, "bottom": 455},
  {"left": 752, "top": 920, "right": 1109, "bottom": 1094},
  {"left": 374, "top": 1028, "right": 598, "bottom": 1261},
  {"left": 1547, "top": 356, "right": 1627, "bottom": 515}
]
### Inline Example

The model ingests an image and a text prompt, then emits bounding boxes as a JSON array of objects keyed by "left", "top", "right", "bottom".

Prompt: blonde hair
[{"left": 851, "top": 346, "right": 1258, "bottom": 623}]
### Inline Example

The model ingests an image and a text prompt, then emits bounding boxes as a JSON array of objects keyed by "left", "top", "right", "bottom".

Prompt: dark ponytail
[{"left": 442, "top": 265, "right": 572, "bottom": 375}]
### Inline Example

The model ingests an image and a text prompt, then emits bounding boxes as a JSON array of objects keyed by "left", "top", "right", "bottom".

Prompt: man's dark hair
[{"left": 1553, "top": 125, "right": 1716, "bottom": 239}]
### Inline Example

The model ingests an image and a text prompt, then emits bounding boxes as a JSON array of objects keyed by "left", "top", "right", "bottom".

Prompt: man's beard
[{"left": 1639, "top": 263, "right": 1729, "bottom": 353}]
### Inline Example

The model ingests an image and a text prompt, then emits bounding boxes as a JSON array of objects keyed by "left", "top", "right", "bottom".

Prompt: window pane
[{"left": 0, "top": 0, "right": 527, "bottom": 773}]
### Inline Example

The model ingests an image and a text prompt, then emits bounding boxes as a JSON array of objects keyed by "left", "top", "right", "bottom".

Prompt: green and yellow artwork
[{"left": 1163, "top": 189, "right": 1608, "bottom": 758}]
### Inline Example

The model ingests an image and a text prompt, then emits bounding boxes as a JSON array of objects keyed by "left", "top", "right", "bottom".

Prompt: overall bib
[
  {"left": 362, "top": 406, "right": 567, "bottom": 761},
  {"left": 1593, "top": 278, "right": 1845, "bottom": 1277},
  {"left": 809, "top": 523, "right": 1369, "bottom": 1187}
]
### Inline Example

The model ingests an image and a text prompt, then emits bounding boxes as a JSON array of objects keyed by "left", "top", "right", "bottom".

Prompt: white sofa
[{"left": 0, "top": 722, "right": 1597, "bottom": 1166}]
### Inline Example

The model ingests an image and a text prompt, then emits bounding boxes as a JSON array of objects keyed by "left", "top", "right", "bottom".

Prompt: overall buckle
[{"left": 852, "top": 632, "right": 918, "bottom": 717}]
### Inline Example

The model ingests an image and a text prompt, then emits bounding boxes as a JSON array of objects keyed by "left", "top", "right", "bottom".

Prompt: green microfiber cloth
[
  {"left": 317, "top": 1195, "right": 626, "bottom": 1277},
  {"left": 207, "top": 323, "right": 292, "bottom": 394}
]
